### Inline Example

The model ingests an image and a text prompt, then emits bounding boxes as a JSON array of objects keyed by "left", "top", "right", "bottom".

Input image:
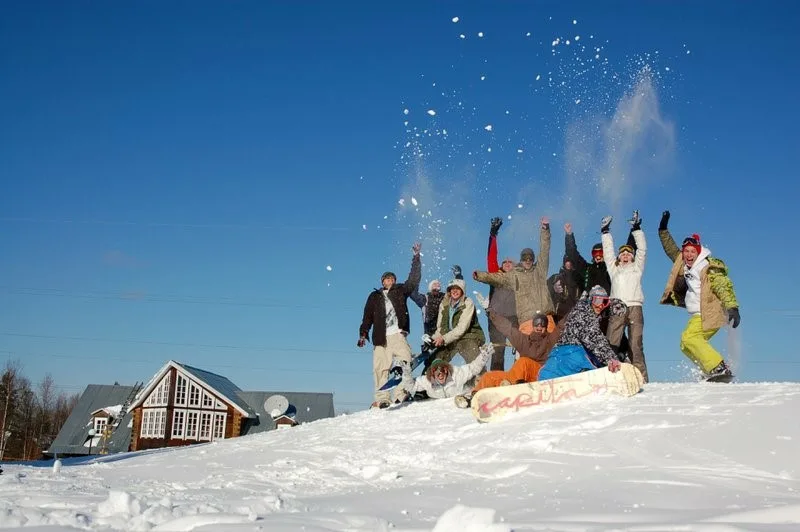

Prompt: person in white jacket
[
  {"left": 401, "top": 343, "right": 492, "bottom": 400},
  {"left": 600, "top": 211, "right": 649, "bottom": 382}
]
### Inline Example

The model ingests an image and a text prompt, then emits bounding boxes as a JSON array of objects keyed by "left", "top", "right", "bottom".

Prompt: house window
[
  {"left": 188, "top": 383, "right": 201, "bottom": 407},
  {"left": 94, "top": 417, "right": 108, "bottom": 433},
  {"left": 141, "top": 409, "right": 167, "bottom": 438},
  {"left": 202, "top": 392, "right": 214, "bottom": 408},
  {"left": 145, "top": 374, "right": 171, "bottom": 407},
  {"left": 213, "top": 413, "right": 226, "bottom": 440},
  {"left": 186, "top": 412, "right": 199, "bottom": 439},
  {"left": 215, "top": 400, "right": 226, "bottom": 410},
  {"left": 175, "top": 375, "right": 187, "bottom": 406},
  {"left": 199, "top": 412, "right": 212, "bottom": 440},
  {"left": 172, "top": 411, "right": 185, "bottom": 438}
]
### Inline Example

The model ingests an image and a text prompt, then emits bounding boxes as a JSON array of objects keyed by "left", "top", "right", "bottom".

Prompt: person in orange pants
[{"left": 455, "top": 312, "right": 561, "bottom": 408}]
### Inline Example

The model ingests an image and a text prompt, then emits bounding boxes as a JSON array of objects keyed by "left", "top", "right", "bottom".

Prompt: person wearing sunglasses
[
  {"left": 657, "top": 211, "right": 740, "bottom": 382},
  {"left": 473, "top": 216, "right": 554, "bottom": 335},
  {"left": 601, "top": 210, "right": 649, "bottom": 382},
  {"left": 537, "top": 285, "right": 626, "bottom": 380}
]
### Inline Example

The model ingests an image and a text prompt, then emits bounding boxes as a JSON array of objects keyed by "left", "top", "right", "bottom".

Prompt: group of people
[{"left": 357, "top": 210, "right": 741, "bottom": 409}]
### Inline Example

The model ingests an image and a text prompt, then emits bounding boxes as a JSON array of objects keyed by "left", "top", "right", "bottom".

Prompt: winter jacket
[
  {"left": 658, "top": 229, "right": 738, "bottom": 331},
  {"left": 486, "top": 234, "right": 517, "bottom": 318},
  {"left": 547, "top": 265, "right": 583, "bottom": 322},
  {"left": 564, "top": 232, "right": 611, "bottom": 294},
  {"left": 410, "top": 288, "right": 445, "bottom": 336},
  {"left": 359, "top": 254, "right": 421, "bottom": 347},
  {"left": 435, "top": 291, "right": 486, "bottom": 346},
  {"left": 403, "top": 344, "right": 491, "bottom": 398},
  {"left": 602, "top": 229, "right": 646, "bottom": 306},
  {"left": 489, "top": 313, "right": 561, "bottom": 364},
  {"left": 474, "top": 224, "right": 554, "bottom": 321},
  {"left": 555, "top": 299, "right": 619, "bottom": 367}
]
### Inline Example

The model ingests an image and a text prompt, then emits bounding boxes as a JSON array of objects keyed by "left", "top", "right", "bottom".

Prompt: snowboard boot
[
  {"left": 500, "top": 379, "right": 512, "bottom": 386},
  {"left": 371, "top": 400, "right": 391, "bottom": 409},
  {"left": 704, "top": 361, "right": 734, "bottom": 383},
  {"left": 454, "top": 393, "right": 472, "bottom": 409}
]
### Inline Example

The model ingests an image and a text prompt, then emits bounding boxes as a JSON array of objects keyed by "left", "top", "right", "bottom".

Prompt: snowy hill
[{"left": 2, "top": 382, "right": 799, "bottom": 531}]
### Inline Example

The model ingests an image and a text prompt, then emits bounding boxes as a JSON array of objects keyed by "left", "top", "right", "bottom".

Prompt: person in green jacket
[{"left": 431, "top": 279, "right": 487, "bottom": 372}]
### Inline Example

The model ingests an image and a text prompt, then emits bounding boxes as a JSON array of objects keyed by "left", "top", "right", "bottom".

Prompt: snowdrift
[{"left": 1, "top": 382, "right": 799, "bottom": 531}]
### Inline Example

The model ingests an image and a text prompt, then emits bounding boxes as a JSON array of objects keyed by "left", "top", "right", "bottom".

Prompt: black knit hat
[{"left": 381, "top": 271, "right": 396, "bottom": 282}]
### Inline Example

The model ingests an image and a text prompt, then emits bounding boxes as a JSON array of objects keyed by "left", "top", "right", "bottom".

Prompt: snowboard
[
  {"left": 378, "top": 337, "right": 440, "bottom": 391},
  {"left": 704, "top": 373, "right": 734, "bottom": 383},
  {"left": 470, "top": 362, "right": 645, "bottom": 423}
]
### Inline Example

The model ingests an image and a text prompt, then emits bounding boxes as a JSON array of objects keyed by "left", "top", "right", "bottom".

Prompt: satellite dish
[{"left": 263, "top": 395, "right": 289, "bottom": 419}]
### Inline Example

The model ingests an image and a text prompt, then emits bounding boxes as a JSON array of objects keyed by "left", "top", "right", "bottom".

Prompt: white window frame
[
  {"left": 94, "top": 417, "right": 108, "bottom": 433},
  {"left": 188, "top": 383, "right": 201, "bottom": 407},
  {"left": 140, "top": 408, "right": 167, "bottom": 438},
  {"left": 186, "top": 411, "right": 199, "bottom": 440},
  {"left": 199, "top": 412, "right": 212, "bottom": 441},
  {"left": 144, "top": 374, "right": 171, "bottom": 407},
  {"left": 175, "top": 374, "right": 187, "bottom": 406},
  {"left": 212, "top": 413, "right": 226, "bottom": 440},
  {"left": 172, "top": 410, "right": 185, "bottom": 438}
]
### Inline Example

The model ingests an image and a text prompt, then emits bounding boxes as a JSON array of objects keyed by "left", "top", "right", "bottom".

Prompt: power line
[
  {"left": 0, "top": 331, "right": 356, "bottom": 355},
  {"left": 0, "top": 286, "right": 360, "bottom": 311},
  {"left": 0, "top": 217, "right": 356, "bottom": 232}
]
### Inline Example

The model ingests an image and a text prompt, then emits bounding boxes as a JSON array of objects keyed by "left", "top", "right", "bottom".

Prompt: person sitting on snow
[
  {"left": 601, "top": 211, "right": 649, "bottom": 382},
  {"left": 657, "top": 210, "right": 740, "bottom": 381},
  {"left": 537, "top": 286, "right": 626, "bottom": 380},
  {"left": 453, "top": 312, "right": 563, "bottom": 408},
  {"left": 400, "top": 343, "right": 492, "bottom": 400}
]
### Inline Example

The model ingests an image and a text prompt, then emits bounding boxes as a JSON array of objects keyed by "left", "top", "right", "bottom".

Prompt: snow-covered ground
[{"left": 1, "top": 382, "right": 799, "bottom": 531}]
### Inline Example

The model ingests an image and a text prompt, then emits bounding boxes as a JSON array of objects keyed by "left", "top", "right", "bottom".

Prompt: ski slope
[{"left": 1, "top": 382, "right": 799, "bottom": 531}]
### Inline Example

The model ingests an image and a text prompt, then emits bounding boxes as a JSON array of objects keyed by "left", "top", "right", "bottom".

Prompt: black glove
[
  {"left": 451, "top": 264, "right": 463, "bottom": 280},
  {"left": 600, "top": 215, "right": 612, "bottom": 234},
  {"left": 728, "top": 308, "right": 740, "bottom": 328},
  {"left": 489, "top": 217, "right": 503, "bottom": 236},
  {"left": 659, "top": 210, "right": 670, "bottom": 231},
  {"left": 629, "top": 210, "right": 642, "bottom": 231},
  {"left": 357, "top": 337, "right": 367, "bottom": 348}
]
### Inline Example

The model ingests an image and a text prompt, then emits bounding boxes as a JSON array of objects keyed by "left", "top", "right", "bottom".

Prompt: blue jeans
[{"left": 538, "top": 345, "right": 597, "bottom": 380}]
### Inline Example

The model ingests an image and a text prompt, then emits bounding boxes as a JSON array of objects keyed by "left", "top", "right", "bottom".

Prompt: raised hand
[
  {"left": 412, "top": 242, "right": 422, "bottom": 255},
  {"left": 490, "top": 217, "right": 503, "bottom": 236},
  {"left": 541, "top": 216, "right": 550, "bottom": 229},
  {"left": 601, "top": 215, "right": 612, "bottom": 234},
  {"left": 659, "top": 210, "right": 670, "bottom": 231},
  {"left": 629, "top": 210, "right": 642, "bottom": 231},
  {"left": 357, "top": 337, "right": 367, "bottom": 348},
  {"left": 564, "top": 222, "right": 572, "bottom": 234}
]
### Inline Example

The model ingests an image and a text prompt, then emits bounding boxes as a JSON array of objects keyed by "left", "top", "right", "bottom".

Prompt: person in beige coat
[{"left": 473, "top": 217, "right": 554, "bottom": 329}]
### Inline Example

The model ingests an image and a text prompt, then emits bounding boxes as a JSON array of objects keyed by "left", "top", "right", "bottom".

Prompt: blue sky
[{"left": 2, "top": 2, "right": 799, "bottom": 412}]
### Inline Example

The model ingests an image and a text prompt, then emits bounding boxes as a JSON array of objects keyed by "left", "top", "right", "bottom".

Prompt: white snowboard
[{"left": 470, "top": 362, "right": 645, "bottom": 423}]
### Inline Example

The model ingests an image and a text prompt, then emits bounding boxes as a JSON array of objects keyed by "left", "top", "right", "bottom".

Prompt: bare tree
[
  {"left": 37, "top": 375, "right": 56, "bottom": 451},
  {"left": 0, "top": 360, "right": 21, "bottom": 461}
]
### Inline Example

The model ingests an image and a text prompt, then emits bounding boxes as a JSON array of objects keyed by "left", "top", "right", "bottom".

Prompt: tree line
[{"left": 0, "top": 360, "right": 80, "bottom": 461}]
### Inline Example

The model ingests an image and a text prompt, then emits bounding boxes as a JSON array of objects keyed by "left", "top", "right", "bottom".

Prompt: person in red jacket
[{"left": 484, "top": 217, "right": 518, "bottom": 371}]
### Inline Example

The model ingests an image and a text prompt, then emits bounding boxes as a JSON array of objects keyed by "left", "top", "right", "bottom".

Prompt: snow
[
  {"left": 426, "top": 109, "right": 436, "bottom": 116},
  {"left": 325, "top": 265, "right": 332, "bottom": 271},
  {"left": 484, "top": 124, "right": 493, "bottom": 132},
  {"left": 2, "top": 383, "right": 799, "bottom": 531},
  {"left": 477, "top": 32, "right": 484, "bottom": 38},
  {"left": 451, "top": 17, "right": 459, "bottom": 23},
  {"left": 410, "top": 196, "right": 418, "bottom": 206}
]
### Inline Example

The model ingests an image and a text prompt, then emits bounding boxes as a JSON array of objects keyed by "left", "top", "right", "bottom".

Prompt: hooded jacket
[
  {"left": 435, "top": 279, "right": 485, "bottom": 345},
  {"left": 564, "top": 232, "right": 611, "bottom": 294},
  {"left": 489, "top": 313, "right": 561, "bottom": 364},
  {"left": 555, "top": 299, "right": 623, "bottom": 366},
  {"left": 658, "top": 229, "right": 739, "bottom": 331}
]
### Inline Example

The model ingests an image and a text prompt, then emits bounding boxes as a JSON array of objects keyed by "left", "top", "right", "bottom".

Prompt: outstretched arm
[
  {"left": 537, "top": 217, "right": 551, "bottom": 280},
  {"left": 601, "top": 231, "right": 617, "bottom": 275},
  {"left": 658, "top": 211, "right": 680, "bottom": 261},
  {"left": 409, "top": 287, "right": 426, "bottom": 309},
  {"left": 564, "top": 223, "right": 589, "bottom": 271},
  {"left": 632, "top": 229, "right": 646, "bottom": 270},
  {"left": 402, "top": 243, "right": 422, "bottom": 296},
  {"left": 474, "top": 270, "right": 514, "bottom": 289},
  {"left": 488, "top": 217, "right": 503, "bottom": 273}
]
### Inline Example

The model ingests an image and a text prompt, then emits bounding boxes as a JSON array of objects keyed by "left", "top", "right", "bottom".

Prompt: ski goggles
[{"left": 590, "top": 295, "right": 610, "bottom": 307}]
